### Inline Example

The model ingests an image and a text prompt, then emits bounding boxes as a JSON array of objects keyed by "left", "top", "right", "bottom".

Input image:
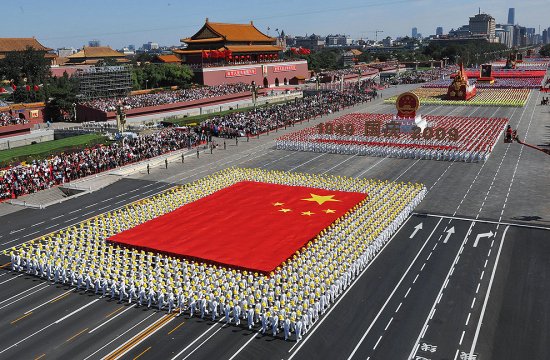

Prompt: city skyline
[{"left": 2, "top": 0, "right": 549, "bottom": 49}]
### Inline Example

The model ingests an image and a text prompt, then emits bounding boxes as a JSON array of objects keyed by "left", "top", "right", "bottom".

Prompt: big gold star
[{"left": 301, "top": 193, "right": 341, "bottom": 205}]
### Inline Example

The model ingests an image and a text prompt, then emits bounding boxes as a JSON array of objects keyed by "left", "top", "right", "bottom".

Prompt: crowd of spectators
[
  {"left": 0, "top": 112, "right": 28, "bottom": 127},
  {"left": 0, "top": 89, "right": 373, "bottom": 200},
  {"left": 199, "top": 88, "right": 374, "bottom": 138},
  {"left": 0, "top": 129, "right": 198, "bottom": 200},
  {"left": 81, "top": 83, "right": 252, "bottom": 112}
]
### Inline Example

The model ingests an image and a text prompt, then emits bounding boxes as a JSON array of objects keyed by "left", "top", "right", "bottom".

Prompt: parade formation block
[
  {"left": 276, "top": 113, "right": 508, "bottom": 162},
  {"left": 4, "top": 168, "right": 426, "bottom": 336}
]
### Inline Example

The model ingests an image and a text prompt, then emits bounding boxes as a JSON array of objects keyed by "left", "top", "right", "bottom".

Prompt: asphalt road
[{"left": 0, "top": 83, "right": 548, "bottom": 360}]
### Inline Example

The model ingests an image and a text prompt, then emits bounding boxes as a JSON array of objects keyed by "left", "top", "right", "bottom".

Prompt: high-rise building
[
  {"left": 88, "top": 39, "right": 101, "bottom": 47},
  {"left": 469, "top": 13, "right": 496, "bottom": 41},
  {"left": 507, "top": 8, "right": 515, "bottom": 25},
  {"left": 543, "top": 29, "right": 548, "bottom": 45},
  {"left": 436, "top": 27, "right": 443, "bottom": 36},
  {"left": 412, "top": 27, "right": 418, "bottom": 38}
]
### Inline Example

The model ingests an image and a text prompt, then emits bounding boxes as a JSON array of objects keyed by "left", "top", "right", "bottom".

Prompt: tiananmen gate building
[{"left": 173, "top": 19, "right": 309, "bottom": 87}]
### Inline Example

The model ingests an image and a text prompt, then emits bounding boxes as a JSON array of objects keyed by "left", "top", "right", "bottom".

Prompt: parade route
[{"left": 0, "top": 83, "right": 549, "bottom": 360}]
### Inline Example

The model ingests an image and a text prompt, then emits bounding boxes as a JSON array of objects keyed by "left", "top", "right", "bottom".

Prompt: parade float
[{"left": 446, "top": 63, "right": 477, "bottom": 100}]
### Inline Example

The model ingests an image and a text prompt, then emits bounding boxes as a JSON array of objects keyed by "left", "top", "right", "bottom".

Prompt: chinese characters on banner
[{"left": 225, "top": 68, "right": 257, "bottom": 78}]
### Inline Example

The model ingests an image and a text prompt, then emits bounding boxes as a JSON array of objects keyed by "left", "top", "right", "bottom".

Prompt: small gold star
[
  {"left": 301, "top": 211, "right": 315, "bottom": 216},
  {"left": 273, "top": 202, "right": 284, "bottom": 206},
  {"left": 279, "top": 208, "right": 292, "bottom": 213},
  {"left": 323, "top": 209, "right": 336, "bottom": 214}
]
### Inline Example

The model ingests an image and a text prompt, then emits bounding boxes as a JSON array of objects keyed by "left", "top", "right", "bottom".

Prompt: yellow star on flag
[
  {"left": 301, "top": 211, "right": 315, "bottom": 216},
  {"left": 273, "top": 202, "right": 284, "bottom": 206},
  {"left": 301, "top": 193, "right": 341, "bottom": 205},
  {"left": 323, "top": 209, "right": 336, "bottom": 214},
  {"left": 279, "top": 208, "right": 292, "bottom": 213}
]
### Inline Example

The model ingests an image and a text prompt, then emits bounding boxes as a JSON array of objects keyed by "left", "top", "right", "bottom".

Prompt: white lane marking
[
  {"left": 407, "top": 221, "right": 475, "bottom": 360},
  {"left": 0, "top": 299, "right": 99, "bottom": 355},
  {"left": 23, "top": 231, "right": 40, "bottom": 238},
  {"left": 84, "top": 203, "right": 98, "bottom": 209},
  {"left": 395, "top": 302, "right": 403, "bottom": 313},
  {"left": 384, "top": 317, "right": 393, "bottom": 331},
  {"left": 321, "top": 155, "right": 357, "bottom": 175},
  {"left": 51, "top": 214, "right": 64, "bottom": 220},
  {"left": 468, "top": 226, "right": 509, "bottom": 358},
  {"left": 289, "top": 215, "right": 419, "bottom": 358},
  {"left": 459, "top": 330, "right": 465, "bottom": 345},
  {"left": 64, "top": 217, "right": 79, "bottom": 223},
  {"left": 373, "top": 335, "right": 383, "bottom": 350},
  {"left": 9, "top": 229, "right": 24, "bottom": 234},
  {"left": 55, "top": 298, "right": 100, "bottom": 324},
  {"left": 31, "top": 221, "right": 45, "bottom": 227},
  {"left": 465, "top": 313, "right": 471, "bottom": 326},
  {"left": 83, "top": 312, "right": 157, "bottom": 360},
  {"left": 404, "top": 288, "right": 411, "bottom": 298},
  {"left": 0, "top": 274, "right": 24, "bottom": 285},
  {"left": 0, "top": 283, "right": 45, "bottom": 306},
  {"left": 102, "top": 313, "right": 175, "bottom": 360},
  {"left": 343, "top": 218, "right": 443, "bottom": 360},
  {"left": 170, "top": 324, "right": 223, "bottom": 360},
  {"left": 45, "top": 224, "right": 59, "bottom": 230},
  {"left": 88, "top": 305, "right": 135, "bottom": 333},
  {"left": 413, "top": 213, "right": 550, "bottom": 231},
  {"left": 68, "top": 209, "right": 80, "bottom": 214},
  {"left": 0, "top": 284, "right": 48, "bottom": 310},
  {"left": 1, "top": 238, "right": 20, "bottom": 246},
  {"left": 288, "top": 153, "right": 326, "bottom": 172},
  {"left": 24, "top": 289, "right": 73, "bottom": 314},
  {"left": 185, "top": 327, "right": 225, "bottom": 360}
]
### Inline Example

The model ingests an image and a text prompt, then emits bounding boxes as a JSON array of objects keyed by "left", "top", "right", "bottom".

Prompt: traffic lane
[
  {"left": 414, "top": 222, "right": 500, "bottom": 360},
  {"left": 0, "top": 181, "right": 174, "bottom": 252},
  {"left": 479, "top": 226, "right": 550, "bottom": 360},
  {"left": 247, "top": 215, "right": 441, "bottom": 360},
  {"left": 47, "top": 304, "right": 165, "bottom": 360},
  {"left": 146, "top": 215, "right": 442, "bottom": 360},
  {"left": 0, "top": 177, "right": 166, "bottom": 238},
  {"left": 129, "top": 318, "right": 227, "bottom": 360},
  {"left": 0, "top": 290, "right": 104, "bottom": 356},
  {"left": 355, "top": 219, "right": 473, "bottom": 360}
]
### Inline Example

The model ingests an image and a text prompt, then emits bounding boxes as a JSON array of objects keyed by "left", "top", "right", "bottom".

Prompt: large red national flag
[{"left": 108, "top": 181, "right": 367, "bottom": 273}]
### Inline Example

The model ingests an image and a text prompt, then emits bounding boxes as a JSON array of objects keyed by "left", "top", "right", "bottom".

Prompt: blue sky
[{"left": 3, "top": 0, "right": 549, "bottom": 49}]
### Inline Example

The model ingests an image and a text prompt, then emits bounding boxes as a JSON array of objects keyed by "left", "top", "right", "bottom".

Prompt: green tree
[
  {"left": 0, "top": 46, "right": 50, "bottom": 85},
  {"left": 43, "top": 72, "right": 80, "bottom": 121},
  {"left": 540, "top": 44, "right": 550, "bottom": 57},
  {"left": 131, "top": 64, "right": 193, "bottom": 90}
]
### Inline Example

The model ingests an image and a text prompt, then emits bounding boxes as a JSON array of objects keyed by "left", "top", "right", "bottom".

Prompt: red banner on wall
[
  {"left": 225, "top": 68, "right": 257, "bottom": 78},
  {"left": 273, "top": 65, "right": 297, "bottom": 73}
]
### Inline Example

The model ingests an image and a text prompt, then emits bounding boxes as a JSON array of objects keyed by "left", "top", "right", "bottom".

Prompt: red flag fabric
[{"left": 108, "top": 181, "right": 367, "bottom": 273}]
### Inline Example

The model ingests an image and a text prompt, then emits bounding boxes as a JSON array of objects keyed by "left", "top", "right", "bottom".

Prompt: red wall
[
  {"left": 76, "top": 91, "right": 258, "bottom": 122},
  {"left": 202, "top": 61, "right": 309, "bottom": 87},
  {"left": 0, "top": 123, "right": 32, "bottom": 138}
]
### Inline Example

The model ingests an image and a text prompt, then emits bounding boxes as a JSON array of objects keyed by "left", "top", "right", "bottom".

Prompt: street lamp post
[
  {"left": 145, "top": 79, "right": 149, "bottom": 90},
  {"left": 251, "top": 81, "right": 257, "bottom": 110}
]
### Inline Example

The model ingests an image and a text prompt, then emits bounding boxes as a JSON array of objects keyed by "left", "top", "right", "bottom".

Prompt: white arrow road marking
[
  {"left": 410, "top": 223, "right": 423, "bottom": 239},
  {"left": 473, "top": 231, "right": 494, "bottom": 247},
  {"left": 443, "top": 227, "right": 455, "bottom": 243}
]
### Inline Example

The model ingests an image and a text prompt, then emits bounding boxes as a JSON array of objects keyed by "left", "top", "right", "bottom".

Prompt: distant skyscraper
[
  {"left": 88, "top": 40, "right": 101, "bottom": 47},
  {"left": 412, "top": 27, "right": 418, "bottom": 38},
  {"left": 507, "top": 8, "right": 515, "bottom": 25},
  {"left": 436, "top": 27, "right": 443, "bottom": 36}
]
